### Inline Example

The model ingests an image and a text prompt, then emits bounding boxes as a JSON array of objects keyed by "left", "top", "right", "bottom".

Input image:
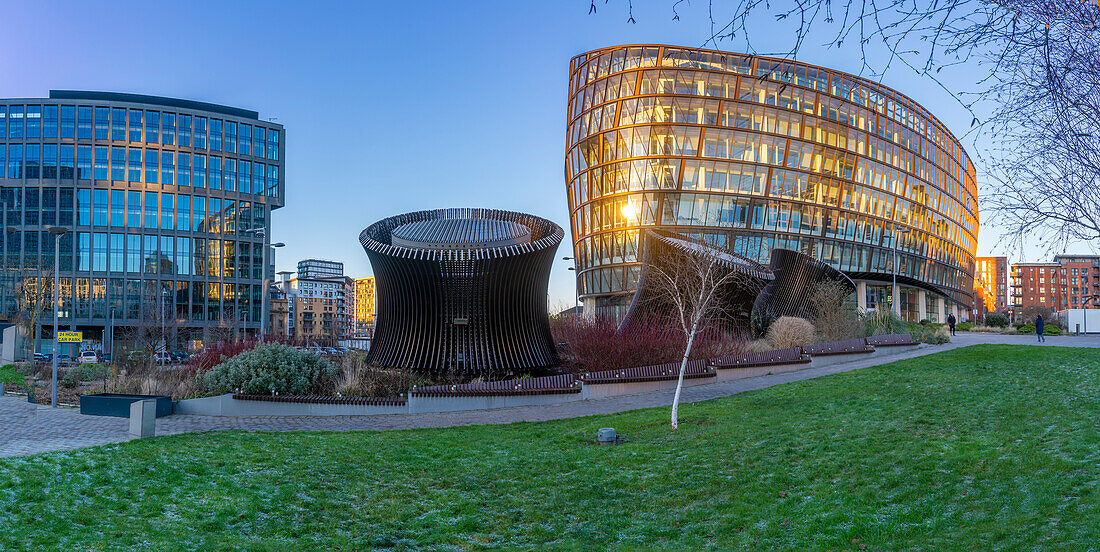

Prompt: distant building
[
  {"left": 297, "top": 259, "right": 343, "bottom": 280},
  {"left": 1012, "top": 254, "right": 1100, "bottom": 319},
  {"left": 285, "top": 259, "right": 353, "bottom": 344},
  {"left": 353, "top": 276, "right": 375, "bottom": 336},
  {"left": 973, "top": 257, "right": 1009, "bottom": 318}
]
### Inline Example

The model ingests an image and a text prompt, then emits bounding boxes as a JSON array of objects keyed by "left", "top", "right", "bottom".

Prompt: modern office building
[
  {"left": 0, "top": 91, "right": 284, "bottom": 349},
  {"left": 973, "top": 256, "right": 1009, "bottom": 318},
  {"left": 360, "top": 208, "right": 562, "bottom": 378},
  {"left": 1012, "top": 255, "right": 1100, "bottom": 318},
  {"left": 353, "top": 276, "right": 375, "bottom": 336},
  {"left": 565, "top": 45, "right": 978, "bottom": 322}
]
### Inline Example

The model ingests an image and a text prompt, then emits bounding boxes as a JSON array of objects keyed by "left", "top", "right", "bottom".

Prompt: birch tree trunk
[{"left": 670, "top": 324, "right": 697, "bottom": 430}]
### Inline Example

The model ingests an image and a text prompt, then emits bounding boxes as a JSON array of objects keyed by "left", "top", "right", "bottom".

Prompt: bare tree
[
  {"left": 643, "top": 239, "right": 758, "bottom": 429},
  {"left": 593, "top": 2, "right": 1100, "bottom": 250},
  {"left": 12, "top": 270, "right": 53, "bottom": 361}
]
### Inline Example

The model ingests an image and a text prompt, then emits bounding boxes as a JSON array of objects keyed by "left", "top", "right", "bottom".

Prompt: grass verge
[{"left": 1, "top": 344, "right": 1097, "bottom": 550}]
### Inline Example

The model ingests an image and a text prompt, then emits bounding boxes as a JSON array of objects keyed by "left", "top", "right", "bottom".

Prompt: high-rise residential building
[
  {"left": 0, "top": 91, "right": 285, "bottom": 349},
  {"left": 353, "top": 276, "right": 375, "bottom": 336},
  {"left": 1012, "top": 254, "right": 1100, "bottom": 318},
  {"left": 285, "top": 259, "right": 352, "bottom": 344},
  {"left": 565, "top": 45, "right": 978, "bottom": 322},
  {"left": 973, "top": 256, "right": 1008, "bottom": 317},
  {"left": 297, "top": 258, "right": 342, "bottom": 279}
]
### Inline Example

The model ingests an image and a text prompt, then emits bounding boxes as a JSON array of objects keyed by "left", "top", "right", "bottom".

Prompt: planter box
[{"left": 80, "top": 393, "right": 173, "bottom": 418}]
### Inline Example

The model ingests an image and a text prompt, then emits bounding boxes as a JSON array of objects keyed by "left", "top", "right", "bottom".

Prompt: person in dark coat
[
  {"left": 947, "top": 313, "right": 957, "bottom": 336},
  {"left": 1036, "top": 315, "right": 1045, "bottom": 343}
]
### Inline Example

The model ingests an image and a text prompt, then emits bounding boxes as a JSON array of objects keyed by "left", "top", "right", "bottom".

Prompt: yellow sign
[{"left": 57, "top": 331, "right": 83, "bottom": 343}]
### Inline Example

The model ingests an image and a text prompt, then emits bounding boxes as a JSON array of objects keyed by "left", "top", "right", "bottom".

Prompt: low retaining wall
[
  {"left": 175, "top": 394, "right": 407, "bottom": 416},
  {"left": 408, "top": 392, "right": 583, "bottom": 413},
  {"left": 171, "top": 340, "right": 930, "bottom": 417}
]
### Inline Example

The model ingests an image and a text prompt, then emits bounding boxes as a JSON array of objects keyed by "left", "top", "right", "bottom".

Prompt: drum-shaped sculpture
[
  {"left": 360, "top": 208, "right": 563, "bottom": 379},
  {"left": 619, "top": 229, "right": 773, "bottom": 334},
  {"left": 754, "top": 248, "right": 856, "bottom": 320}
]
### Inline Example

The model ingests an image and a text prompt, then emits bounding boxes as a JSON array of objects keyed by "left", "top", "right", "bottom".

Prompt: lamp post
[
  {"left": 562, "top": 256, "right": 579, "bottom": 314},
  {"left": 108, "top": 305, "right": 117, "bottom": 361},
  {"left": 244, "top": 227, "right": 282, "bottom": 341},
  {"left": 47, "top": 225, "right": 69, "bottom": 408}
]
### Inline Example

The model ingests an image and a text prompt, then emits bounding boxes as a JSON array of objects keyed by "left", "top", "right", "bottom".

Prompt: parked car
[
  {"left": 33, "top": 353, "right": 47, "bottom": 363},
  {"left": 59, "top": 354, "right": 74, "bottom": 366},
  {"left": 79, "top": 351, "right": 100, "bottom": 364},
  {"left": 169, "top": 350, "right": 189, "bottom": 362},
  {"left": 154, "top": 351, "right": 171, "bottom": 364},
  {"left": 101, "top": 353, "right": 112, "bottom": 363}
]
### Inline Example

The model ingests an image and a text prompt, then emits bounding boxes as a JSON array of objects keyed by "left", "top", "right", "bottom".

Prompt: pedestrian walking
[
  {"left": 947, "top": 313, "right": 957, "bottom": 336},
  {"left": 1036, "top": 315, "right": 1045, "bottom": 343}
]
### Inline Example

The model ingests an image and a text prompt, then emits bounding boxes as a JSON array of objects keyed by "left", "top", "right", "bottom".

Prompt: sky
[{"left": 2, "top": 0, "right": 1090, "bottom": 307}]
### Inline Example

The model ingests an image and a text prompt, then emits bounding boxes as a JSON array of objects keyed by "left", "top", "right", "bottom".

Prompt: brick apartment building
[{"left": 1012, "top": 254, "right": 1100, "bottom": 319}]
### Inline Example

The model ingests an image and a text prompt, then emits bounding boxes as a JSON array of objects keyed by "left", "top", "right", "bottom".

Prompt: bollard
[{"left": 129, "top": 399, "right": 156, "bottom": 438}]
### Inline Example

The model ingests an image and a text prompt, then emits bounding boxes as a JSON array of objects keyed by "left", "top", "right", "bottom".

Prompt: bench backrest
[{"left": 410, "top": 374, "right": 580, "bottom": 397}]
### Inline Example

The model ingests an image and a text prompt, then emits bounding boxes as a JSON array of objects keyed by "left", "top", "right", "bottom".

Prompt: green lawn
[{"left": 1, "top": 345, "right": 1098, "bottom": 551}]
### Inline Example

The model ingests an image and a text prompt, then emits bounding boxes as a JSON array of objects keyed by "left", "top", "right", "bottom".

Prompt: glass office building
[
  {"left": 565, "top": 45, "right": 978, "bottom": 321},
  {"left": 0, "top": 91, "right": 285, "bottom": 346}
]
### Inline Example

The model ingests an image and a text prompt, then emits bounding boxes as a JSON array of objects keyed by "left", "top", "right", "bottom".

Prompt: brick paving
[{"left": 3, "top": 333, "right": 1099, "bottom": 458}]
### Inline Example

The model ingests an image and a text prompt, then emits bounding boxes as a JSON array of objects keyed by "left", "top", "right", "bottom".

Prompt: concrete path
[{"left": 3, "top": 333, "right": 1098, "bottom": 458}]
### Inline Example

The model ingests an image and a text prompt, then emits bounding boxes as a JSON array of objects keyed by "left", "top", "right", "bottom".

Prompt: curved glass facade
[
  {"left": 0, "top": 91, "right": 284, "bottom": 344},
  {"left": 565, "top": 45, "right": 978, "bottom": 320}
]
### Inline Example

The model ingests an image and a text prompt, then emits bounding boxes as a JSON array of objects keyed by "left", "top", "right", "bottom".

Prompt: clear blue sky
[{"left": 2, "top": 0, "right": 1071, "bottom": 306}]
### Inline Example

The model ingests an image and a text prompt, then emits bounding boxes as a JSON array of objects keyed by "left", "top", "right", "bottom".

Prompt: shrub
[
  {"left": 911, "top": 325, "right": 951, "bottom": 344},
  {"left": 807, "top": 280, "right": 863, "bottom": 343},
  {"left": 66, "top": 363, "right": 110, "bottom": 383},
  {"left": 984, "top": 313, "right": 1010, "bottom": 327},
  {"left": 766, "top": 317, "right": 816, "bottom": 349},
  {"left": 202, "top": 344, "right": 337, "bottom": 395},
  {"left": 550, "top": 315, "right": 745, "bottom": 374},
  {"left": 335, "top": 354, "right": 418, "bottom": 398},
  {"left": 918, "top": 319, "right": 931, "bottom": 325},
  {"left": 0, "top": 364, "right": 22, "bottom": 385},
  {"left": 863, "top": 310, "right": 907, "bottom": 337},
  {"left": 745, "top": 339, "right": 773, "bottom": 353},
  {"left": 1044, "top": 325, "right": 1063, "bottom": 336},
  {"left": 1017, "top": 323, "right": 1035, "bottom": 334},
  {"left": 188, "top": 338, "right": 262, "bottom": 373},
  {"left": 955, "top": 322, "right": 974, "bottom": 332}
]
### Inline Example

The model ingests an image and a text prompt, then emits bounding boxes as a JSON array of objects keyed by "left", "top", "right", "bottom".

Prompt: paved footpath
[{"left": 3, "top": 333, "right": 1099, "bottom": 458}]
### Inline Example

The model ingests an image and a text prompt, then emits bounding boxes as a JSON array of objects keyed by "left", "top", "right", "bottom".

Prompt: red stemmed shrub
[
  {"left": 551, "top": 315, "right": 746, "bottom": 374},
  {"left": 187, "top": 338, "right": 262, "bottom": 374}
]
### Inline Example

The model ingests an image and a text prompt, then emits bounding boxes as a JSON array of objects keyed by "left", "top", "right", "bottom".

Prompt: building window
[
  {"left": 144, "top": 192, "right": 158, "bottom": 229},
  {"left": 127, "top": 191, "right": 141, "bottom": 228},
  {"left": 92, "top": 189, "right": 107, "bottom": 226}
]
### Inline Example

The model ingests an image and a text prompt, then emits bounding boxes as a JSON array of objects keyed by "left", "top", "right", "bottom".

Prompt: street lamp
[
  {"left": 47, "top": 225, "right": 69, "bottom": 408},
  {"left": 562, "top": 256, "right": 579, "bottom": 313},
  {"left": 244, "top": 227, "right": 283, "bottom": 341}
]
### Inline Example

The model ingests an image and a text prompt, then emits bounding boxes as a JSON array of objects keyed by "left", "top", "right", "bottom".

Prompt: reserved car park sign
[{"left": 57, "top": 331, "right": 83, "bottom": 343}]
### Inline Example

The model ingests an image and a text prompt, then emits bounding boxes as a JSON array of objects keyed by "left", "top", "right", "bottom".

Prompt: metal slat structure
[
  {"left": 619, "top": 229, "right": 773, "bottom": 334},
  {"left": 360, "top": 208, "right": 563, "bottom": 379},
  {"left": 753, "top": 248, "right": 857, "bottom": 320}
]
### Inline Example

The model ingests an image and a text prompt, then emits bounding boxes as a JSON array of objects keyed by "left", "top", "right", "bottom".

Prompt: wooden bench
[
  {"left": 708, "top": 347, "right": 810, "bottom": 368},
  {"left": 233, "top": 394, "right": 407, "bottom": 406},
  {"left": 865, "top": 333, "right": 918, "bottom": 347},
  {"left": 409, "top": 374, "right": 581, "bottom": 397},
  {"left": 579, "top": 359, "right": 716, "bottom": 385},
  {"left": 802, "top": 338, "right": 874, "bottom": 356}
]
